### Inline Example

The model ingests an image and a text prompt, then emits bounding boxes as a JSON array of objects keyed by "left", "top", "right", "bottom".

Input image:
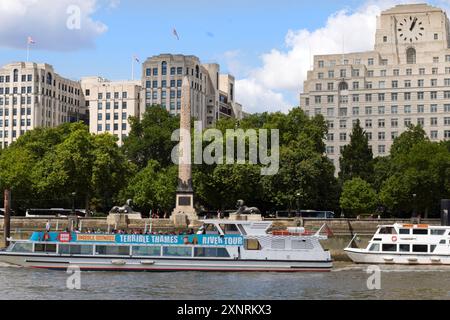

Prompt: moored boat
[
  {"left": 0, "top": 219, "right": 332, "bottom": 272},
  {"left": 345, "top": 223, "right": 450, "bottom": 265}
]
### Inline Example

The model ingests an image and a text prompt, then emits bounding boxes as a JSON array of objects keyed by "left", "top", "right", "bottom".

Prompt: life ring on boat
[{"left": 391, "top": 236, "right": 398, "bottom": 242}]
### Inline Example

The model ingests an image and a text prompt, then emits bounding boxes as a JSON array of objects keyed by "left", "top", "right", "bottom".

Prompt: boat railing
[{"left": 346, "top": 234, "right": 362, "bottom": 249}]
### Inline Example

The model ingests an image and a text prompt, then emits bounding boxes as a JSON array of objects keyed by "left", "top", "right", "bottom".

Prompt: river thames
[{"left": 0, "top": 262, "right": 449, "bottom": 300}]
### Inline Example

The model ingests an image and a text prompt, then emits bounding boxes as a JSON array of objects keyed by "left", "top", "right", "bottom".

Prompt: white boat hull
[
  {"left": 0, "top": 253, "right": 332, "bottom": 272},
  {"left": 345, "top": 249, "right": 450, "bottom": 265}
]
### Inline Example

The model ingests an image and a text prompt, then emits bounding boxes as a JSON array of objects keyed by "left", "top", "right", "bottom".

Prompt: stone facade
[
  {"left": 80, "top": 77, "right": 141, "bottom": 145},
  {"left": 0, "top": 62, "right": 85, "bottom": 148},
  {"left": 300, "top": 4, "right": 450, "bottom": 170},
  {"left": 142, "top": 54, "right": 244, "bottom": 128}
]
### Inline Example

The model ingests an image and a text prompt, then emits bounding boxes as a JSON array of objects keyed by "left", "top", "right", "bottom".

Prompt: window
[
  {"left": 59, "top": 245, "right": 93, "bottom": 255},
  {"left": 378, "top": 119, "right": 385, "bottom": 128},
  {"left": 434, "top": 33, "right": 439, "bottom": 40},
  {"left": 406, "top": 69, "right": 412, "bottom": 76},
  {"left": 328, "top": 70, "right": 334, "bottom": 78},
  {"left": 365, "top": 106, "right": 372, "bottom": 115},
  {"left": 431, "top": 104, "right": 438, "bottom": 113},
  {"left": 404, "top": 105, "right": 411, "bottom": 114},
  {"left": 194, "top": 248, "right": 230, "bottom": 258},
  {"left": 417, "top": 92, "right": 424, "bottom": 100},
  {"left": 431, "top": 92, "right": 437, "bottom": 100},
  {"left": 407, "top": 47, "right": 416, "bottom": 64},
  {"left": 163, "top": 246, "right": 192, "bottom": 257},
  {"left": 417, "top": 105, "right": 424, "bottom": 113},
  {"left": 369, "top": 244, "right": 380, "bottom": 252},
  {"left": 368, "top": 58, "right": 374, "bottom": 66},
  {"left": 96, "top": 245, "right": 130, "bottom": 256},
  {"left": 413, "top": 245, "right": 428, "bottom": 253},
  {"left": 430, "top": 229, "right": 446, "bottom": 236},
  {"left": 392, "top": 81, "right": 398, "bottom": 88},
  {"left": 245, "top": 239, "right": 261, "bottom": 250},
  {"left": 34, "top": 244, "right": 57, "bottom": 253},
  {"left": 382, "top": 244, "right": 397, "bottom": 252},
  {"left": 161, "top": 61, "right": 167, "bottom": 75},
  {"left": 413, "top": 229, "right": 428, "bottom": 235},
  {"left": 391, "top": 119, "right": 398, "bottom": 128},
  {"left": 431, "top": 118, "right": 438, "bottom": 126},
  {"left": 132, "top": 246, "right": 161, "bottom": 256},
  {"left": 399, "top": 244, "right": 410, "bottom": 252},
  {"left": 378, "top": 145, "right": 386, "bottom": 154},
  {"left": 318, "top": 60, "right": 324, "bottom": 68}
]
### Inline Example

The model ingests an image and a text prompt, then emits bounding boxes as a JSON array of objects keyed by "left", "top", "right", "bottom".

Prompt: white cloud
[
  {"left": 233, "top": 0, "right": 416, "bottom": 113},
  {"left": 0, "top": 0, "right": 115, "bottom": 51}
]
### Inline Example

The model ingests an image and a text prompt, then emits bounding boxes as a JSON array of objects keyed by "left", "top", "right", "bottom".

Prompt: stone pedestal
[
  {"left": 229, "top": 214, "right": 263, "bottom": 222},
  {"left": 107, "top": 214, "right": 130, "bottom": 230}
]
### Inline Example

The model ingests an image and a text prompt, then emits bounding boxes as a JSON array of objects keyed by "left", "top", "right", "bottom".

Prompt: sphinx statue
[{"left": 235, "top": 200, "right": 261, "bottom": 215}]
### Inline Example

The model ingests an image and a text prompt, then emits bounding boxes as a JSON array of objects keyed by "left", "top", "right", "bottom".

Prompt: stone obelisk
[{"left": 172, "top": 76, "right": 197, "bottom": 226}]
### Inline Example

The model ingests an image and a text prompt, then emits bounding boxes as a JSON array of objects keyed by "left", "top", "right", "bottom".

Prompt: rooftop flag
[
  {"left": 173, "top": 28, "right": 180, "bottom": 40},
  {"left": 28, "top": 36, "right": 35, "bottom": 44}
]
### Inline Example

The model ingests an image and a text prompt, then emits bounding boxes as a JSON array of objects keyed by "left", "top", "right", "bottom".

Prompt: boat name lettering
[{"left": 76, "top": 234, "right": 116, "bottom": 242}]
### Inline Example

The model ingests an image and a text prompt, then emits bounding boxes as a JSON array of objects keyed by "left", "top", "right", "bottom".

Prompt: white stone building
[
  {"left": 80, "top": 77, "right": 141, "bottom": 145},
  {"left": 142, "top": 54, "right": 244, "bottom": 128},
  {"left": 0, "top": 62, "right": 85, "bottom": 149},
  {"left": 300, "top": 4, "right": 450, "bottom": 169}
]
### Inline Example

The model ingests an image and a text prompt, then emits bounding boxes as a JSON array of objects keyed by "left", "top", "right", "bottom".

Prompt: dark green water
[{"left": 0, "top": 263, "right": 449, "bottom": 300}]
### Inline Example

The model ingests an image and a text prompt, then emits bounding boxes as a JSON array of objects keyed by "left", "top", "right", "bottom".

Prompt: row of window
[
  {"left": 327, "top": 129, "right": 450, "bottom": 143},
  {"left": 316, "top": 66, "right": 450, "bottom": 79},
  {"left": 0, "top": 74, "right": 33, "bottom": 83},
  {"left": 145, "top": 63, "right": 202, "bottom": 80},
  {"left": 93, "top": 91, "right": 128, "bottom": 99},
  {"left": 309, "top": 91, "right": 450, "bottom": 105},
  {"left": 97, "top": 123, "right": 127, "bottom": 132},
  {"left": 327, "top": 145, "right": 389, "bottom": 155},
  {"left": 145, "top": 90, "right": 182, "bottom": 100},
  {"left": 369, "top": 243, "right": 437, "bottom": 253},
  {"left": 317, "top": 51, "right": 449, "bottom": 69},
  {"left": 12, "top": 242, "right": 231, "bottom": 258},
  {"left": 315, "top": 78, "right": 450, "bottom": 91},
  {"left": 319, "top": 104, "right": 450, "bottom": 116},
  {"left": 97, "top": 101, "right": 128, "bottom": 110},
  {"left": 0, "top": 108, "right": 32, "bottom": 116},
  {"left": 0, "top": 119, "right": 32, "bottom": 127},
  {"left": 97, "top": 112, "right": 128, "bottom": 121},
  {"left": 327, "top": 118, "right": 450, "bottom": 130}
]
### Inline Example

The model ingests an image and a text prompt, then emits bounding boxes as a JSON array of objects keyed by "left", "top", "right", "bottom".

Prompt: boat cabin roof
[{"left": 200, "top": 219, "right": 272, "bottom": 236}]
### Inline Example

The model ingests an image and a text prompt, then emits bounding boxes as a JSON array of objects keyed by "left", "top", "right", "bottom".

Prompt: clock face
[{"left": 397, "top": 16, "right": 425, "bottom": 43}]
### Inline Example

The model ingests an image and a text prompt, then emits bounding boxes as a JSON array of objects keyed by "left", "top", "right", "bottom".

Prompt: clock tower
[{"left": 374, "top": 4, "right": 450, "bottom": 64}]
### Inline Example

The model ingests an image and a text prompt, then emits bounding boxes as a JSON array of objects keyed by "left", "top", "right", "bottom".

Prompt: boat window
[
  {"left": 220, "top": 224, "right": 241, "bottom": 235},
  {"left": 34, "top": 244, "right": 57, "bottom": 253},
  {"left": 204, "top": 224, "right": 220, "bottom": 235},
  {"left": 292, "top": 240, "right": 314, "bottom": 250},
  {"left": 369, "top": 243, "right": 380, "bottom": 252},
  {"left": 413, "top": 229, "right": 428, "bottom": 235},
  {"left": 194, "top": 248, "right": 230, "bottom": 258},
  {"left": 163, "top": 246, "right": 192, "bottom": 257},
  {"left": 412, "top": 245, "right": 428, "bottom": 253},
  {"left": 245, "top": 239, "right": 261, "bottom": 251},
  {"left": 430, "top": 229, "right": 445, "bottom": 236},
  {"left": 132, "top": 246, "right": 161, "bottom": 257},
  {"left": 379, "top": 227, "right": 397, "bottom": 235},
  {"left": 10, "top": 243, "right": 33, "bottom": 253},
  {"left": 271, "top": 239, "right": 286, "bottom": 250},
  {"left": 95, "top": 245, "right": 130, "bottom": 256},
  {"left": 431, "top": 245, "right": 437, "bottom": 253},
  {"left": 399, "top": 229, "right": 410, "bottom": 235},
  {"left": 237, "top": 225, "right": 247, "bottom": 236},
  {"left": 399, "top": 244, "right": 410, "bottom": 252},
  {"left": 59, "top": 245, "right": 93, "bottom": 255},
  {"left": 382, "top": 244, "right": 397, "bottom": 252},
  {"left": 440, "top": 240, "right": 446, "bottom": 244}
]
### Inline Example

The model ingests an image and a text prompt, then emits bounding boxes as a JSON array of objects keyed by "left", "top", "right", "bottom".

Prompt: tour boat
[
  {"left": 0, "top": 219, "right": 332, "bottom": 272},
  {"left": 345, "top": 223, "right": 450, "bottom": 265}
]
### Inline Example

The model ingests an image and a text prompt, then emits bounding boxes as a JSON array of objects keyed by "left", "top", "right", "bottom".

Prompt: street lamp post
[
  {"left": 71, "top": 192, "right": 76, "bottom": 215},
  {"left": 413, "top": 193, "right": 417, "bottom": 222},
  {"left": 296, "top": 193, "right": 301, "bottom": 215}
]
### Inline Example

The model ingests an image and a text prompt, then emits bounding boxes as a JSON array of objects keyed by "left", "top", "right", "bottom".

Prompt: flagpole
[
  {"left": 131, "top": 55, "right": 134, "bottom": 81},
  {"left": 26, "top": 42, "right": 30, "bottom": 62}
]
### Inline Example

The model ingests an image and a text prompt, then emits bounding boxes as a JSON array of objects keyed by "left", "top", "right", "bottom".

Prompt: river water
[{"left": 0, "top": 262, "right": 449, "bottom": 300}]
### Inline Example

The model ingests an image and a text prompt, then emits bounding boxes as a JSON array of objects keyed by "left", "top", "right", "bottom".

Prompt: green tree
[
  {"left": 339, "top": 120, "right": 374, "bottom": 183},
  {"left": 119, "top": 160, "right": 178, "bottom": 213},
  {"left": 379, "top": 141, "right": 450, "bottom": 217},
  {"left": 122, "top": 106, "right": 180, "bottom": 169},
  {"left": 340, "top": 178, "right": 378, "bottom": 216}
]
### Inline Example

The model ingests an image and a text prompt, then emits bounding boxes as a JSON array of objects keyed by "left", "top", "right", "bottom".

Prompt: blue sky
[{"left": 0, "top": 0, "right": 448, "bottom": 112}]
